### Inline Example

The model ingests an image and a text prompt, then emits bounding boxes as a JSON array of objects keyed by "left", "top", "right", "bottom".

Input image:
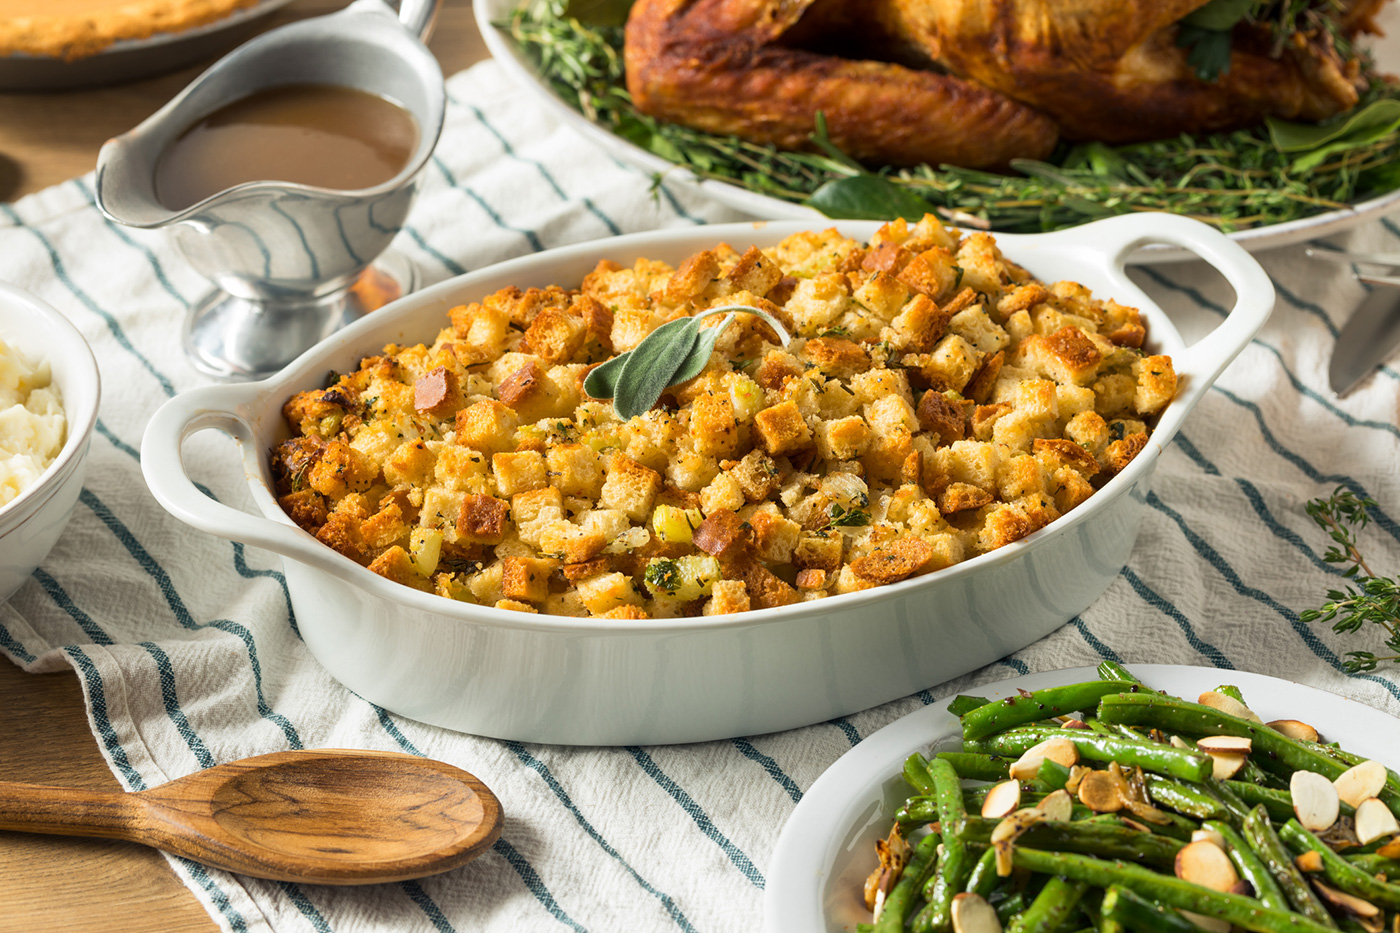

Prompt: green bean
[
  {"left": 1344, "top": 852, "right": 1400, "bottom": 878},
  {"left": 1215, "top": 684, "right": 1247, "bottom": 704},
  {"left": 961, "top": 681, "right": 1129, "bottom": 741},
  {"left": 1099, "top": 885, "right": 1200, "bottom": 933},
  {"left": 1204, "top": 819, "right": 1288, "bottom": 911},
  {"left": 904, "top": 753, "right": 938, "bottom": 797},
  {"left": 1009, "top": 876, "right": 1089, "bottom": 933},
  {"left": 894, "top": 796, "right": 939, "bottom": 828},
  {"left": 966, "top": 847, "right": 1000, "bottom": 898},
  {"left": 957, "top": 817, "right": 1182, "bottom": 868},
  {"left": 1241, "top": 805, "right": 1336, "bottom": 927},
  {"left": 921, "top": 756, "right": 973, "bottom": 930},
  {"left": 1036, "top": 758, "right": 1072, "bottom": 791},
  {"left": 1203, "top": 776, "right": 1253, "bottom": 826},
  {"left": 874, "top": 832, "right": 939, "bottom": 933},
  {"left": 948, "top": 694, "right": 992, "bottom": 717},
  {"left": 964, "top": 725, "right": 1212, "bottom": 782},
  {"left": 1096, "top": 661, "right": 1141, "bottom": 684},
  {"left": 1144, "top": 776, "right": 1223, "bottom": 820},
  {"left": 936, "top": 750, "right": 1012, "bottom": 782},
  {"left": 1098, "top": 692, "right": 1400, "bottom": 820},
  {"left": 1280, "top": 819, "right": 1400, "bottom": 910},
  {"left": 1011, "top": 848, "right": 1337, "bottom": 933},
  {"left": 996, "top": 893, "right": 1027, "bottom": 926}
]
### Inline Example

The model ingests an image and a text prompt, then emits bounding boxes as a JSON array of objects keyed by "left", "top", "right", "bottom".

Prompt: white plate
[
  {"left": 0, "top": 0, "right": 296, "bottom": 90},
  {"left": 763, "top": 664, "right": 1400, "bottom": 933},
  {"left": 477, "top": 0, "right": 1400, "bottom": 261}
]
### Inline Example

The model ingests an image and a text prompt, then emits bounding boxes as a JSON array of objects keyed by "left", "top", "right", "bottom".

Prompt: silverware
[
  {"left": 1306, "top": 246, "right": 1400, "bottom": 267},
  {"left": 1331, "top": 280, "right": 1400, "bottom": 396}
]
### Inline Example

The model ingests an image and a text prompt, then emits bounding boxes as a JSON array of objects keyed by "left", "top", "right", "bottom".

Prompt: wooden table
[{"left": 0, "top": 5, "right": 486, "bottom": 930}]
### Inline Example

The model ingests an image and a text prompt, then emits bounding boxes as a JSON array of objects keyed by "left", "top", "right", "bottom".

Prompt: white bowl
[
  {"left": 0, "top": 282, "right": 101, "bottom": 603},
  {"left": 140, "top": 214, "right": 1273, "bottom": 745}
]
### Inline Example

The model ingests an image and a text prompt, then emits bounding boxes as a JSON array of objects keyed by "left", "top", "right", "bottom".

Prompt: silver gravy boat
[{"left": 95, "top": 0, "right": 445, "bottom": 380}]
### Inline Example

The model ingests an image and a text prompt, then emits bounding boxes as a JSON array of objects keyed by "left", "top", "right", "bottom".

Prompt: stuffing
[{"left": 272, "top": 217, "right": 1173, "bottom": 618}]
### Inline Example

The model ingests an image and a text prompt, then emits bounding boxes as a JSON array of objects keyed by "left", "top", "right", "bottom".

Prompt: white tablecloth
[{"left": 3, "top": 60, "right": 1400, "bottom": 933}]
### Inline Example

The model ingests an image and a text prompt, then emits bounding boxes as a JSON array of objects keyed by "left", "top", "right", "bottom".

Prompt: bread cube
[
  {"left": 753, "top": 401, "right": 813, "bottom": 457},
  {"left": 600, "top": 453, "right": 662, "bottom": 521},
  {"left": 455, "top": 400, "right": 519, "bottom": 455}
]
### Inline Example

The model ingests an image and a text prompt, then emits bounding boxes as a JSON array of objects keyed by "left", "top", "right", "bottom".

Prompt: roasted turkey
[{"left": 624, "top": 0, "right": 1390, "bottom": 170}]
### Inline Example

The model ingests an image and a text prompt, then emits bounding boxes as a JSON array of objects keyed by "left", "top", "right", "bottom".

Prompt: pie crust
[{"left": 0, "top": 0, "right": 260, "bottom": 60}]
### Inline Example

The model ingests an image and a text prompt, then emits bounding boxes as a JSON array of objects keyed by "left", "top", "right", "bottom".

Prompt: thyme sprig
[
  {"left": 508, "top": 0, "right": 1400, "bottom": 234},
  {"left": 1301, "top": 487, "right": 1400, "bottom": 673}
]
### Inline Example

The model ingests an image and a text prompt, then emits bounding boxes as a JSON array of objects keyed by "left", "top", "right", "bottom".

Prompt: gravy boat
[{"left": 95, "top": 0, "right": 445, "bottom": 380}]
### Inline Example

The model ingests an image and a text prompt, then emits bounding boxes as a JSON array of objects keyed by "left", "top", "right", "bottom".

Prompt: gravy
[{"left": 155, "top": 84, "right": 418, "bottom": 211}]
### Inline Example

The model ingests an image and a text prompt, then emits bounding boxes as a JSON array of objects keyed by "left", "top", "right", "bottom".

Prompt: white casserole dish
[{"left": 140, "top": 214, "right": 1273, "bottom": 745}]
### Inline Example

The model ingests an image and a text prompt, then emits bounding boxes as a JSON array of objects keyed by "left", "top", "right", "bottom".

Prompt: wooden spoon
[{"left": 0, "top": 749, "right": 502, "bottom": 885}]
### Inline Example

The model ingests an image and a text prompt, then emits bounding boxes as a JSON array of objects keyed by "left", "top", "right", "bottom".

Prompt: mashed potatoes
[{"left": 0, "top": 339, "right": 65, "bottom": 507}]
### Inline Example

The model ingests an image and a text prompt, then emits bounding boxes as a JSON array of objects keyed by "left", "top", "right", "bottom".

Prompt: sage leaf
[
  {"left": 667, "top": 313, "right": 732, "bottom": 388},
  {"left": 805, "top": 174, "right": 934, "bottom": 222},
  {"left": 1268, "top": 99, "right": 1400, "bottom": 153},
  {"left": 612, "top": 317, "right": 698, "bottom": 420},
  {"left": 582, "top": 351, "right": 628, "bottom": 400}
]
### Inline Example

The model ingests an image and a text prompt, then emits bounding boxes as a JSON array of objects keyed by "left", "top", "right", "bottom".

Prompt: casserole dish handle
[
  {"left": 141, "top": 384, "right": 354, "bottom": 576},
  {"left": 1084, "top": 212, "right": 1275, "bottom": 388}
]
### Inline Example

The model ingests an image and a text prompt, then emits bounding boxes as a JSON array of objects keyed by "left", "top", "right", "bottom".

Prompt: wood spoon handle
[{"left": 0, "top": 781, "right": 145, "bottom": 840}]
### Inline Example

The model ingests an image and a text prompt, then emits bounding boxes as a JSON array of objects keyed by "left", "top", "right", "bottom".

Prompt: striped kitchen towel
[{"left": 4, "top": 59, "right": 1400, "bottom": 933}]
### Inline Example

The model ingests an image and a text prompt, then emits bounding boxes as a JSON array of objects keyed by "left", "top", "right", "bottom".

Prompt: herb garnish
[
  {"left": 583, "top": 304, "right": 790, "bottom": 419},
  {"left": 828, "top": 503, "right": 872, "bottom": 528},
  {"left": 1301, "top": 487, "right": 1400, "bottom": 673},
  {"left": 644, "top": 558, "right": 682, "bottom": 594}
]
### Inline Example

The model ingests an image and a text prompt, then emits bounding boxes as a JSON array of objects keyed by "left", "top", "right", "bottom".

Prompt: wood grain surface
[{"left": 0, "top": 2, "right": 487, "bottom": 929}]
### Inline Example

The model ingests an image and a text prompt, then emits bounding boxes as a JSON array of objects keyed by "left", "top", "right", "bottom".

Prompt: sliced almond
[
  {"left": 1062, "top": 719, "right": 1089, "bottom": 729},
  {"left": 1313, "top": 880, "right": 1381, "bottom": 919},
  {"left": 1267, "top": 719, "right": 1320, "bottom": 742},
  {"left": 1356, "top": 798, "right": 1400, "bottom": 845},
  {"left": 1065, "top": 765, "right": 1091, "bottom": 794},
  {"left": 1292, "top": 770, "right": 1341, "bottom": 832},
  {"left": 1198, "top": 691, "right": 1263, "bottom": 723},
  {"left": 1078, "top": 770, "right": 1125, "bottom": 813},
  {"left": 1336, "top": 760, "right": 1389, "bottom": 808},
  {"left": 1209, "top": 752, "right": 1248, "bottom": 781},
  {"left": 1294, "top": 850, "right": 1324, "bottom": 873},
  {"left": 1008, "top": 737, "right": 1077, "bottom": 781},
  {"left": 981, "top": 780, "right": 1022, "bottom": 819},
  {"left": 1180, "top": 912, "right": 1230, "bottom": 933},
  {"left": 1192, "top": 828, "right": 1226, "bottom": 849},
  {"left": 950, "top": 892, "right": 1003, "bottom": 933},
  {"left": 1197, "top": 735, "right": 1253, "bottom": 754},
  {"left": 992, "top": 807, "right": 1048, "bottom": 876},
  {"left": 1038, "top": 789, "right": 1073, "bottom": 822},
  {"left": 1377, "top": 836, "right": 1400, "bottom": 859},
  {"left": 1169, "top": 735, "right": 1192, "bottom": 749},
  {"left": 1175, "top": 839, "right": 1241, "bottom": 892},
  {"left": 1120, "top": 817, "right": 1153, "bottom": 833}
]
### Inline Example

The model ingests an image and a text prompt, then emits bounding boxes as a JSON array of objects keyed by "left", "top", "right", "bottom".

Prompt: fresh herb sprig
[
  {"left": 509, "top": 0, "right": 1400, "bottom": 234},
  {"left": 1301, "top": 486, "right": 1400, "bottom": 673},
  {"left": 583, "top": 305, "right": 789, "bottom": 419}
]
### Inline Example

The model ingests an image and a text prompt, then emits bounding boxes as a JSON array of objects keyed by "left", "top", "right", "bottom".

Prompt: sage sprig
[{"left": 584, "top": 304, "right": 789, "bottom": 420}]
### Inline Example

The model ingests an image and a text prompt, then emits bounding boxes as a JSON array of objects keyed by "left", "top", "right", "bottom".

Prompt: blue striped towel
[{"left": 3, "top": 60, "right": 1400, "bottom": 933}]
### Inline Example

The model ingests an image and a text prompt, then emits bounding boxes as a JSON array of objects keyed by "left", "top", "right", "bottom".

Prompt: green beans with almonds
[
  {"left": 1204, "top": 819, "right": 1289, "bottom": 912},
  {"left": 965, "top": 847, "right": 999, "bottom": 898},
  {"left": 1097, "top": 692, "right": 1400, "bottom": 820},
  {"left": 1099, "top": 885, "right": 1201, "bottom": 933},
  {"left": 960, "top": 681, "right": 1129, "bottom": 741},
  {"left": 963, "top": 725, "right": 1213, "bottom": 782},
  {"left": 1008, "top": 876, "right": 1090, "bottom": 933},
  {"left": 1241, "top": 805, "right": 1337, "bottom": 926},
  {"left": 919, "top": 757, "right": 973, "bottom": 931},
  {"left": 903, "top": 753, "right": 938, "bottom": 798},
  {"left": 1345, "top": 853, "right": 1400, "bottom": 877},
  {"left": 1011, "top": 848, "right": 1339, "bottom": 933},
  {"left": 1280, "top": 819, "right": 1400, "bottom": 910}
]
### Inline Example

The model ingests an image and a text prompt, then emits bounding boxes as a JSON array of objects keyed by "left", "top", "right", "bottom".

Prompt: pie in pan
[{"left": 0, "top": 0, "right": 260, "bottom": 60}]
